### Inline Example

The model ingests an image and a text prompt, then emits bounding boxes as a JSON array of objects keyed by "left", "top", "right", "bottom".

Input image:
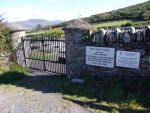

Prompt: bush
[
  {"left": 45, "top": 28, "right": 64, "bottom": 38},
  {"left": 0, "top": 15, "right": 12, "bottom": 72},
  {"left": 121, "top": 22, "right": 133, "bottom": 27},
  {"left": 0, "top": 15, "right": 11, "bottom": 53}
]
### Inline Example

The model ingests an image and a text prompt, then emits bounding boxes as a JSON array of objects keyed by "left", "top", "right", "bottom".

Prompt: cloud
[
  {"left": 0, "top": 7, "right": 78, "bottom": 22},
  {"left": 0, "top": 6, "right": 110, "bottom": 22},
  {"left": 0, "top": 0, "right": 147, "bottom": 22}
]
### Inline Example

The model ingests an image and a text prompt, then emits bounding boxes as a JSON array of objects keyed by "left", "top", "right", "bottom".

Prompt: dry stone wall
[{"left": 64, "top": 20, "right": 150, "bottom": 79}]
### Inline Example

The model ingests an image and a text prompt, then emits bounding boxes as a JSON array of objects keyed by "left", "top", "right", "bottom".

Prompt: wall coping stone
[{"left": 63, "top": 19, "right": 91, "bottom": 30}]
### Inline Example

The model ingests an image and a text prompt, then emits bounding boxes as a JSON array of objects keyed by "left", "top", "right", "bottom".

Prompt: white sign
[
  {"left": 86, "top": 46, "right": 115, "bottom": 68},
  {"left": 116, "top": 50, "right": 140, "bottom": 69}
]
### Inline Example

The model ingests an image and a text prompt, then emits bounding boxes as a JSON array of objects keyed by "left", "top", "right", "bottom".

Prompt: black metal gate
[{"left": 22, "top": 35, "right": 66, "bottom": 75}]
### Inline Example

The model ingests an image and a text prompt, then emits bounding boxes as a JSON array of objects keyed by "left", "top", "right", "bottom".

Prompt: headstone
[
  {"left": 115, "top": 28, "right": 122, "bottom": 42},
  {"left": 123, "top": 32, "right": 131, "bottom": 43},
  {"left": 99, "top": 28, "right": 106, "bottom": 45},
  {"left": 136, "top": 31, "right": 143, "bottom": 42},
  {"left": 130, "top": 27, "right": 136, "bottom": 34},
  {"left": 145, "top": 27, "right": 150, "bottom": 42}
]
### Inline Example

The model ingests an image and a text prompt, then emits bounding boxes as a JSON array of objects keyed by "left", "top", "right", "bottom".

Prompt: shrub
[
  {"left": 45, "top": 28, "right": 64, "bottom": 38},
  {"left": 121, "top": 22, "right": 132, "bottom": 27},
  {"left": 0, "top": 15, "right": 12, "bottom": 71},
  {"left": 0, "top": 15, "right": 11, "bottom": 53}
]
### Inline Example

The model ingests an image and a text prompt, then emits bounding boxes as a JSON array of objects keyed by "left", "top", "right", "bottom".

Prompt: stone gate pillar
[{"left": 63, "top": 19, "right": 91, "bottom": 79}]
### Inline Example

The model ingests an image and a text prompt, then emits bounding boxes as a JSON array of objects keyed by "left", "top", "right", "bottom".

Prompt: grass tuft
[{"left": 0, "top": 64, "right": 28, "bottom": 84}]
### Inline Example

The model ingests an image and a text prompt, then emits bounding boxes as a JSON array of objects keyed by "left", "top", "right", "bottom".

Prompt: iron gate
[{"left": 22, "top": 36, "right": 66, "bottom": 75}]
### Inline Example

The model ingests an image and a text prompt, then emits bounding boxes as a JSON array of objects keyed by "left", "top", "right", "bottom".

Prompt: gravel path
[{"left": 0, "top": 70, "right": 92, "bottom": 113}]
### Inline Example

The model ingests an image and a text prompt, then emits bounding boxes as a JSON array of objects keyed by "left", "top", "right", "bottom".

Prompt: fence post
[
  {"left": 21, "top": 37, "right": 27, "bottom": 67},
  {"left": 42, "top": 35, "right": 46, "bottom": 71}
]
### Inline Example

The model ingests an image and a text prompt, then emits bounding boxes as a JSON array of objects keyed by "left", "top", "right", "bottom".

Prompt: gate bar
[{"left": 21, "top": 37, "right": 27, "bottom": 67}]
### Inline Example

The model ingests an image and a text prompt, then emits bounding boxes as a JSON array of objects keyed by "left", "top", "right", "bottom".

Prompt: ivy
[
  {"left": 0, "top": 15, "right": 11, "bottom": 55},
  {"left": 82, "top": 30, "right": 91, "bottom": 43},
  {"left": 0, "top": 29, "right": 11, "bottom": 53}
]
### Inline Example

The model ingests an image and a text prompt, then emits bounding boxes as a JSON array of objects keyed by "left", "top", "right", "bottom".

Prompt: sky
[{"left": 0, "top": 0, "right": 148, "bottom": 22}]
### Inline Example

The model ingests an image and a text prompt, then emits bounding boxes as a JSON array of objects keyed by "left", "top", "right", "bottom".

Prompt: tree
[
  {"left": 45, "top": 28, "right": 64, "bottom": 38},
  {"left": 34, "top": 24, "right": 42, "bottom": 31}
]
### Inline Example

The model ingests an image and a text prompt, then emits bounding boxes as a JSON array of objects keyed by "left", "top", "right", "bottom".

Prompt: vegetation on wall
[
  {"left": 0, "top": 15, "right": 12, "bottom": 72},
  {"left": 82, "top": 30, "right": 91, "bottom": 43},
  {"left": 0, "top": 15, "right": 11, "bottom": 53}
]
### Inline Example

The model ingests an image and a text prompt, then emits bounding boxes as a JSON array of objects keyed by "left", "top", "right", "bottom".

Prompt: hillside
[
  {"left": 7, "top": 23, "right": 25, "bottom": 31},
  {"left": 53, "top": 1, "right": 150, "bottom": 28},
  {"left": 85, "top": 1, "right": 150, "bottom": 24},
  {"left": 11, "top": 19, "right": 63, "bottom": 30}
]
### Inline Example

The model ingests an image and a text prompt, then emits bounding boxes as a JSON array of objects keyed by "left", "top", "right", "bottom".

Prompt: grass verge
[
  {"left": 56, "top": 75, "right": 150, "bottom": 113},
  {"left": 0, "top": 64, "right": 28, "bottom": 84}
]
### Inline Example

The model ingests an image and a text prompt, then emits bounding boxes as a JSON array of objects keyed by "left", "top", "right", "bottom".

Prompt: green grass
[
  {"left": 93, "top": 20, "right": 131, "bottom": 29},
  {"left": 0, "top": 64, "right": 28, "bottom": 84},
  {"left": 30, "top": 50, "right": 58, "bottom": 60},
  {"left": 26, "top": 30, "right": 49, "bottom": 36},
  {"left": 56, "top": 75, "right": 150, "bottom": 113},
  {"left": 26, "top": 28, "right": 65, "bottom": 38},
  {"left": 18, "top": 74, "right": 147, "bottom": 113},
  {"left": 93, "top": 20, "right": 150, "bottom": 29},
  {"left": 132, "top": 20, "right": 150, "bottom": 26}
]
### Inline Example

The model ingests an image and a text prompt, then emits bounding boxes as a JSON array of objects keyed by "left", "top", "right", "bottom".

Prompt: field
[
  {"left": 92, "top": 20, "right": 150, "bottom": 29},
  {"left": 26, "top": 30, "right": 49, "bottom": 36},
  {"left": 27, "top": 20, "right": 150, "bottom": 34},
  {"left": 93, "top": 20, "right": 131, "bottom": 28}
]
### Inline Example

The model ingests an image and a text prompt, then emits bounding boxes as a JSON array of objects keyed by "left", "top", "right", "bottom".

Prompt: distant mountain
[
  {"left": 7, "top": 23, "right": 25, "bottom": 31},
  {"left": 10, "top": 19, "right": 64, "bottom": 30}
]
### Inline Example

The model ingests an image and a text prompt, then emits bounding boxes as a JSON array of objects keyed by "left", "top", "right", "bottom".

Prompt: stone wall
[
  {"left": 14, "top": 39, "right": 31, "bottom": 67},
  {"left": 0, "top": 53, "right": 10, "bottom": 71},
  {"left": 64, "top": 20, "right": 150, "bottom": 79},
  {"left": 11, "top": 30, "right": 26, "bottom": 49},
  {"left": 0, "top": 30, "right": 26, "bottom": 70},
  {"left": 7, "top": 30, "right": 31, "bottom": 67}
]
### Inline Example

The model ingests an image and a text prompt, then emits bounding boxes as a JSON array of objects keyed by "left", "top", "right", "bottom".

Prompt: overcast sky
[{"left": 0, "top": 0, "right": 148, "bottom": 22}]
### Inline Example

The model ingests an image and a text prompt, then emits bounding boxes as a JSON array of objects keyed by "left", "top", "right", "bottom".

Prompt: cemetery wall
[{"left": 64, "top": 20, "right": 150, "bottom": 79}]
